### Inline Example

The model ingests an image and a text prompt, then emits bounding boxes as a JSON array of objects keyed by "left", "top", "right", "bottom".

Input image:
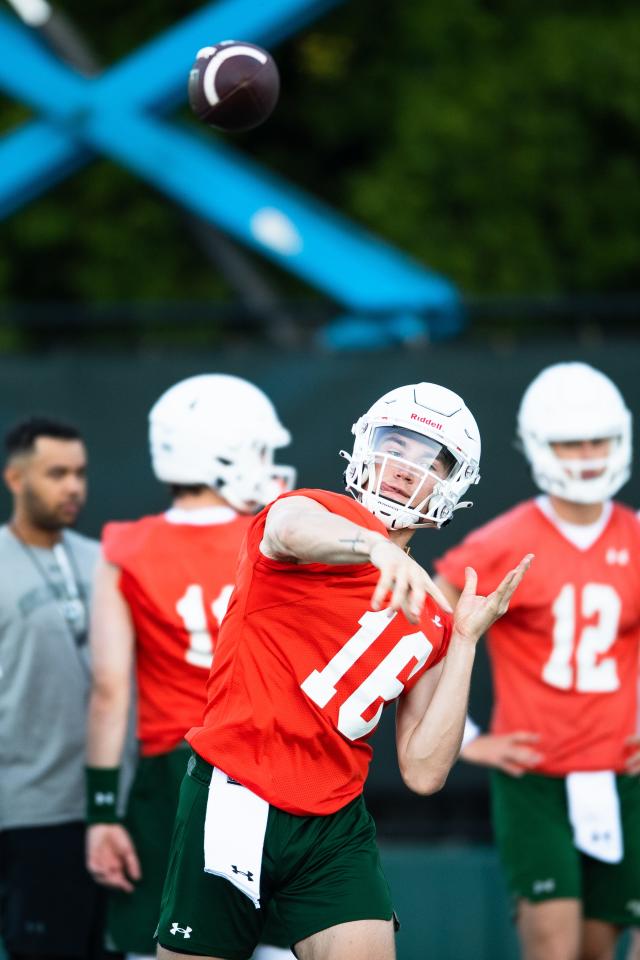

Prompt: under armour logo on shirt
[
  {"left": 432, "top": 615, "right": 443, "bottom": 628},
  {"left": 231, "top": 865, "right": 254, "bottom": 882},
  {"left": 170, "top": 923, "right": 192, "bottom": 938},
  {"left": 606, "top": 548, "right": 629, "bottom": 565}
]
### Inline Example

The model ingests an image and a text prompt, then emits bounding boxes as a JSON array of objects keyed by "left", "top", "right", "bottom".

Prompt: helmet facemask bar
[
  {"left": 343, "top": 423, "right": 480, "bottom": 529},
  {"left": 214, "top": 441, "right": 296, "bottom": 513},
  {"left": 521, "top": 431, "right": 631, "bottom": 504}
]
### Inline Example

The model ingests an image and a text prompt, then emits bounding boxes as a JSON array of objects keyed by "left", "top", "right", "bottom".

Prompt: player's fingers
[
  {"left": 492, "top": 554, "right": 534, "bottom": 612},
  {"left": 509, "top": 747, "right": 543, "bottom": 767},
  {"left": 624, "top": 747, "right": 640, "bottom": 773},
  {"left": 625, "top": 755, "right": 640, "bottom": 776},
  {"left": 491, "top": 570, "right": 520, "bottom": 610},
  {"left": 389, "top": 567, "right": 410, "bottom": 615},
  {"left": 500, "top": 761, "right": 526, "bottom": 777},
  {"left": 87, "top": 839, "right": 112, "bottom": 877},
  {"left": 91, "top": 855, "right": 131, "bottom": 891},
  {"left": 461, "top": 566, "right": 478, "bottom": 599},
  {"left": 371, "top": 566, "right": 396, "bottom": 611},
  {"left": 510, "top": 731, "right": 541, "bottom": 744},
  {"left": 498, "top": 554, "right": 534, "bottom": 594},
  {"left": 423, "top": 571, "right": 453, "bottom": 613},
  {"left": 400, "top": 594, "right": 420, "bottom": 624},
  {"left": 505, "top": 554, "right": 534, "bottom": 595},
  {"left": 107, "top": 866, "right": 135, "bottom": 893},
  {"left": 407, "top": 577, "right": 427, "bottom": 623},
  {"left": 124, "top": 845, "right": 142, "bottom": 882},
  {"left": 108, "top": 846, "right": 137, "bottom": 890},
  {"left": 625, "top": 734, "right": 640, "bottom": 747},
  {"left": 86, "top": 846, "right": 100, "bottom": 875}
]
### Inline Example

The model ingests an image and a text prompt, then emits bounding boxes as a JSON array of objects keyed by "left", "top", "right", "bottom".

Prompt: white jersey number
[
  {"left": 176, "top": 583, "right": 234, "bottom": 669},
  {"left": 301, "top": 609, "right": 434, "bottom": 741},
  {"left": 542, "top": 583, "right": 621, "bottom": 692}
]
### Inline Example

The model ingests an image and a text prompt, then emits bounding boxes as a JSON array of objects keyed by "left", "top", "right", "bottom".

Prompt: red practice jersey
[
  {"left": 103, "top": 510, "right": 252, "bottom": 756},
  {"left": 187, "top": 489, "right": 452, "bottom": 815},
  {"left": 435, "top": 499, "right": 640, "bottom": 775}
]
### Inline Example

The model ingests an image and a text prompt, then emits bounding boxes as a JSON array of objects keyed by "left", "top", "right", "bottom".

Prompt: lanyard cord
[{"left": 10, "top": 527, "right": 89, "bottom": 648}]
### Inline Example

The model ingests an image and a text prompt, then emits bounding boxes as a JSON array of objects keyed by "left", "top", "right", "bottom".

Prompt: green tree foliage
[{"left": 1, "top": 0, "right": 638, "bottom": 301}]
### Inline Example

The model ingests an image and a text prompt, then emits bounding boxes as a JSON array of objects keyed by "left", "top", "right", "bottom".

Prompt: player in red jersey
[
  {"left": 154, "top": 381, "right": 532, "bottom": 960},
  {"left": 435, "top": 362, "right": 640, "bottom": 960},
  {"left": 84, "top": 374, "right": 296, "bottom": 960}
]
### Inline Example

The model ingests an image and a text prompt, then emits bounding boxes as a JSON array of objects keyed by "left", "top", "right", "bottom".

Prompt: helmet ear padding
[
  {"left": 517, "top": 363, "right": 632, "bottom": 504},
  {"left": 342, "top": 382, "right": 481, "bottom": 530},
  {"left": 149, "top": 374, "right": 295, "bottom": 512}
]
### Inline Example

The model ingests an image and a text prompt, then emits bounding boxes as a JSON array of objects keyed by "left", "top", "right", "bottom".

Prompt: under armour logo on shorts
[
  {"left": 231, "top": 865, "right": 254, "bottom": 881},
  {"left": 170, "top": 923, "right": 192, "bottom": 938}
]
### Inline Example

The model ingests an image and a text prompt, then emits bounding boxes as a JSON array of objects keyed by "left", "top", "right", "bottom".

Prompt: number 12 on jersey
[{"left": 543, "top": 583, "right": 621, "bottom": 692}]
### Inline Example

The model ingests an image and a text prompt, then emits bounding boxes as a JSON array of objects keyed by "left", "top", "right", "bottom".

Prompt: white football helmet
[
  {"left": 341, "top": 382, "right": 481, "bottom": 529},
  {"left": 149, "top": 374, "right": 295, "bottom": 513},
  {"left": 517, "top": 362, "right": 632, "bottom": 503}
]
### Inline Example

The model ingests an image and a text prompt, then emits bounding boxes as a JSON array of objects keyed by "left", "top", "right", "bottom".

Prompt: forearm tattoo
[{"left": 339, "top": 532, "right": 369, "bottom": 555}]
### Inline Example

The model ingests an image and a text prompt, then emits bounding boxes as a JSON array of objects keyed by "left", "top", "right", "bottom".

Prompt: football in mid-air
[{"left": 188, "top": 41, "right": 280, "bottom": 132}]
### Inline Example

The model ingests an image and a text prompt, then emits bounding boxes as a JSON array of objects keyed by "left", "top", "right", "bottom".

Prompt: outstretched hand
[
  {"left": 453, "top": 554, "right": 534, "bottom": 643},
  {"left": 369, "top": 540, "right": 454, "bottom": 624}
]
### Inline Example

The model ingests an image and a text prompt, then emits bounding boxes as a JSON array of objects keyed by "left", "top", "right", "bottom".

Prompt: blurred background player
[
  {"left": 85, "top": 374, "right": 296, "bottom": 960},
  {"left": 0, "top": 417, "right": 110, "bottom": 960},
  {"left": 154, "top": 381, "right": 531, "bottom": 960},
  {"left": 434, "top": 362, "right": 640, "bottom": 960}
]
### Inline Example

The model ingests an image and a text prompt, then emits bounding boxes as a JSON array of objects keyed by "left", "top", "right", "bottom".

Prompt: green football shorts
[
  {"left": 491, "top": 770, "right": 640, "bottom": 926},
  {"left": 156, "top": 752, "right": 395, "bottom": 960},
  {"left": 108, "top": 746, "right": 289, "bottom": 954}
]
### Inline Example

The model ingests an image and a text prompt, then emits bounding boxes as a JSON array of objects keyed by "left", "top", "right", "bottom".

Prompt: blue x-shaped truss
[{"left": 0, "top": 0, "right": 460, "bottom": 323}]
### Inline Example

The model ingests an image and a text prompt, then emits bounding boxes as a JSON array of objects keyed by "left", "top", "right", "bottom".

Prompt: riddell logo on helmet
[{"left": 410, "top": 413, "right": 443, "bottom": 431}]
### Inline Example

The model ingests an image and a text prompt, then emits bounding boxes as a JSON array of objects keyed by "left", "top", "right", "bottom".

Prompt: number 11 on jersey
[{"left": 176, "top": 584, "right": 234, "bottom": 668}]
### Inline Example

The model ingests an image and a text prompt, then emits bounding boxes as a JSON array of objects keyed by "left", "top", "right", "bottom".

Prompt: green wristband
[{"left": 86, "top": 766, "right": 120, "bottom": 824}]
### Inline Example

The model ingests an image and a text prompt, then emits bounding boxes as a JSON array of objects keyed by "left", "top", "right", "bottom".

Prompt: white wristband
[{"left": 461, "top": 715, "right": 481, "bottom": 749}]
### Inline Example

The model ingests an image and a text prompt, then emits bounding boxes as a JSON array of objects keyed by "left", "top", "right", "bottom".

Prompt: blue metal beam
[{"left": 88, "top": 112, "right": 458, "bottom": 311}]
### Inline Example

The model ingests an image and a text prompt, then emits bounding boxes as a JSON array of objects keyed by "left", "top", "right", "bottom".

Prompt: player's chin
[{"left": 56, "top": 504, "right": 81, "bottom": 526}]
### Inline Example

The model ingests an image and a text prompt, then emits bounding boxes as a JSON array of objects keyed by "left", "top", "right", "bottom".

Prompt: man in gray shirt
[{"left": 0, "top": 417, "right": 106, "bottom": 960}]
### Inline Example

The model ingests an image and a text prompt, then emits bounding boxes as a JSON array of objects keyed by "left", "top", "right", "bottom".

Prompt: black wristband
[{"left": 86, "top": 766, "right": 120, "bottom": 824}]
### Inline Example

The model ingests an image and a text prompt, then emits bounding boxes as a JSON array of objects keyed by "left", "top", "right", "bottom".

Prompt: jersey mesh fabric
[
  {"left": 187, "top": 489, "right": 452, "bottom": 815},
  {"left": 435, "top": 500, "right": 640, "bottom": 774},
  {"left": 103, "top": 513, "right": 251, "bottom": 756}
]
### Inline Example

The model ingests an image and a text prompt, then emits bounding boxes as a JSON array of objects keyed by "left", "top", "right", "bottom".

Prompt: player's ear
[{"left": 3, "top": 460, "right": 24, "bottom": 496}]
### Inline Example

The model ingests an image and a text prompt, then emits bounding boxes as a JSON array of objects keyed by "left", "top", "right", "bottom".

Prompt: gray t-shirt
[{"left": 0, "top": 525, "right": 99, "bottom": 829}]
